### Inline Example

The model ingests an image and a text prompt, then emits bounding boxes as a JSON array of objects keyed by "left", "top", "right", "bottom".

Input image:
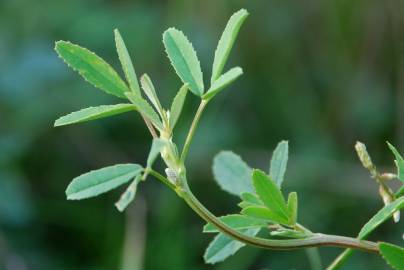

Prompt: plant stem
[
  {"left": 178, "top": 181, "right": 379, "bottom": 253},
  {"left": 148, "top": 169, "right": 176, "bottom": 190},
  {"left": 180, "top": 100, "right": 208, "bottom": 163}
]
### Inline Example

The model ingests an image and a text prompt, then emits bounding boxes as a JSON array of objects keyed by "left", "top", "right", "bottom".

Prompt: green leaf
[
  {"left": 269, "top": 140, "right": 289, "bottom": 187},
  {"left": 147, "top": 138, "right": 167, "bottom": 168},
  {"left": 140, "top": 74, "right": 164, "bottom": 117},
  {"left": 252, "top": 169, "right": 290, "bottom": 224},
  {"left": 270, "top": 229, "right": 308, "bottom": 239},
  {"left": 114, "top": 29, "right": 141, "bottom": 96},
  {"left": 169, "top": 84, "right": 188, "bottom": 129},
  {"left": 211, "top": 9, "right": 249, "bottom": 83},
  {"left": 241, "top": 205, "right": 288, "bottom": 224},
  {"left": 203, "top": 214, "right": 266, "bottom": 233},
  {"left": 202, "top": 67, "right": 243, "bottom": 100},
  {"left": 66, "top": 164, "right": 143, "bottom": 200},
  {"left": 163, "top": 28, "right": 204, "bottom": 96},
  {"left": 115, "top": 174, "right": 142, "bottom": 212},
  {"left": 55, "top": 41, "right": 128, "bottom": 99},
  {"left": 287, "top": 192, "right": 298, "bottom": 225},
  {"left": 379, "top": 242, "right": 404, "bottom": 270},
  {"left": 387, "top": 142, "right": 404, "bottom": 182},
  {"left": 212, "top": 151, "right": 254, "bottom": 196},
  {"left": 54, "top": 104, "right": 135, "bottom": 127},
  {"left": 396, "top": 185, "right": 404, "bottom": 197},
  {"left": 203, "top": 228, "right": 259, "bottom": 264},
  {"left": 240, "top": 192, "right": 262, "bottom": 205},
  {"left": 358, "top": 197, "right": 404, "bottom": 239},
  {"left": 125, "top": 92, "right": 163, "bottom": 130}
]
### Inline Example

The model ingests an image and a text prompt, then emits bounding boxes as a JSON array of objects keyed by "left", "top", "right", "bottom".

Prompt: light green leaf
[
  {"left": 213, "top": 151, "right": 254, "bottom": 196},
  {"left": 147, "top": 138, "right": 167, "bottom": 168},
  {"left": 241, "top": 205, "right": 288, "bottom": 224},
  {"left": 163, "top": 28, "right": 204, "bottom": 96},
  {"left": 203, "top": 228, "right": 259, "bottom": 264},
  {"left": 203, "top": 214, "right": 266, "bottom": 233},
  {"left": 140, "top": 74, "right": 164, "bottom": 117},
  {"left": 66, "top": 164, "right": 143, "bottom": 200},
  {"left": 54, "top": 104, "right": 135, "bottom": 127},
  {"left": 396, "top": 185, "right": 404, "bottom": 197},
  {"left": 125, "top": 92, "right": 163, "bottom": 130},
  {"left": 55, "top": 41, "right": 128, "bottom": 98},
  {"left": 287, "top": 192, "right": 298, "bottom": 225},
  {"left": 211, "top": 9, "right": 249, "bottom": 83},
  {"left": 114, "top": 29, "right": 141, "bottom": 96},
  {"left": 270, "top": 229, "right": 308, "bottom": 239},
  {"left": 115, "top": 174, "right": 142, "bottom": 212},
  {"left": 202, "top": 67, "right": 243, "bottom": 100},
  {"left": 379, "top": 242, "right": 404, "bottom": 270},
  {"left": 387, "top": 142, "right": 404, "bottom": 182},
  {"left": 252, "top": 169, "right": 290, "bottom": 224},
  {"left": 240, "top": 192, "right": 263, "bottom": 205},
  {"left": 269, "top": 140, "right": 289, "bottom": 187},
  {"left": 358, "top": 197, "right": 404, "bottom": 239},
  {"left": 169, "top": 84, "right": 188, "bottom": 129}
]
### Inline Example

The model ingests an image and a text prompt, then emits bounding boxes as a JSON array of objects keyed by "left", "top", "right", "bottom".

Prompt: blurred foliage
[{"left": 0, "top": 0, "right": 403, "bottom": 269}]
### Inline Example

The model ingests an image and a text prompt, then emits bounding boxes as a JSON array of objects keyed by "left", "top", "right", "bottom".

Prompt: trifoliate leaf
[
  {"left": 169, "top": 84, "right": 188, "bottom": 129},
  {"left": 202, "top": 67, "right": 243, "bottom": 100},
  {"left": 140, "top": 74, "right": 164, "bottom": 117},
  {"left": 269, "top": 140, "right": 289, "bottom": 187}
]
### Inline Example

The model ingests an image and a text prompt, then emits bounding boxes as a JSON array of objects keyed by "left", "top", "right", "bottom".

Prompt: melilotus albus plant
[{"left": 54, "top": 9, "right": 404, "bottom": 269}]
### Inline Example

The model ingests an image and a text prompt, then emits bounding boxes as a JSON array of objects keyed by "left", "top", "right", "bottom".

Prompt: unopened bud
[
  {"left": 355, "top": 142, "right": 375, "bottom": 172},
  {"left": 380, "top": 173, "right": 397, "bottom": 181},
  {"left": 165, "top": 168, "right": 179, "bottom": 185}
]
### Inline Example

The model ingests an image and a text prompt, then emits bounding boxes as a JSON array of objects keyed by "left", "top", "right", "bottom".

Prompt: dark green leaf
[
  {"left": 203, "top": 228, "right": 259, "bottom": 264},
  {"left": 114, "top": 29, "right": 141, "bottom": 96},
  {"left": 252, "top": 169, "right": 290, "bottom": 224},
  {"left": 269, "top": 140, "right": 289, "bottom": 187},
  {"left": 115, "top": 174, "right": 142, "bottom": 212},
  {"left": 387, "top": 142, "right": 404, "bottom": 182},
  {"left": 54, "top": 104, "right": 135, "bottom": 127},
  {"left": 163, "top": 28, "right": 204, "bottom": 96},
  {"left": 358, "top": 197, "right": 404, "bottom": 239},
  {"left": 379, "top": 242, "right": 404, "bottom": 270},
  {"left": 66, "top": 164, "right": 143, "bottom": 200},
  {"left": 202, "top": 67, "right": 243, "bottom": 100},
  {"left": 203, "top": 214, "right": 266, "bottom": 233},
  {"left": 211, "top": 9, "right": 249, "bottom": 83},
  {"left": 55, "top": 41, "right": 128, "bottom": 98},
  {"left": 396, "top": 185, "right": 404, "bottom": 198},
  {"left": 212, "top": 151, "right": 254, "bottom": 196},
  {"left": 169, "top": 84, "right": 188, "bottom": 129}
]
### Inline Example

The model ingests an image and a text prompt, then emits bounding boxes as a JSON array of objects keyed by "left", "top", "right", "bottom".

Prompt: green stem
[
  {"left": 327, "top": 249, "right": 353, "bottom": 270},
  {"left": 180, "top": 100, "right": 208, "bottom": 163}
]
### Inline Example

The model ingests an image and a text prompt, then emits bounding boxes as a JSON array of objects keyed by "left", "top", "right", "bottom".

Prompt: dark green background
[{"left": 0, "top": 0, "right": 403, "bottom": 269}]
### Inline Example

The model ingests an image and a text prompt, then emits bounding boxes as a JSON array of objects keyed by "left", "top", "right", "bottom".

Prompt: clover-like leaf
[
  {"left": 66, "top": 164, "right": 143, "bottom": 200},
  {"left": 163, "top": 28, "right": 204, "bottom": 96},
  {"left": 169, "top": 84, "right": 188, "bottom": 129},
  {"left": 54, "top": 104, "right": 135, "bottom": 127},
  {"left": 203, "top": 214, "right": 266, "bottom": 233},
  {"left": 241, "top": 205, "right": 288, "bottom": 224},
  {"left": 287, "top": 192, "right": 298, "bottom": 225},
  {"left": 202, "top": 67, "right": 243, "bottom": 101},
  {"left": 211, "top": 9, "right": 249, "bottom": 83},
  {"left": 269, "top": 140, "right": 289, "bottom": 187},
  {"left": 252, "top": 169, "right": 290, "bottom": 224},
  {"left": 358, "top": 197, "right": 404, "bottom": 239},
  {"left": 203, "top": 228, "right": 259, "bottom": 264},
  {"left": 115, "top": 174, "right": 142, "bottom": 212},
  {"left": 55, "top": 41, "right": 128, "bottom": 98},
  {"left": 387, "top": 142, "right": 404, "bottom": 182},
  {"left": 379, "top": 242, "right": 404, "bottom": 270},
  {"left": 114, "top": 29, "right": 141, "bottom": 96},
  {"left": 125, "top": 92, "right": 163, "bottom": 130},
  {"left": 213, "top": 151, "right": 254, "bottom": 196}
]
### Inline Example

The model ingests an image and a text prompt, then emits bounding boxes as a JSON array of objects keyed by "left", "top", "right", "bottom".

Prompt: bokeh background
[{"left": 0, "top": 0, "right": 403, "bottom": 269}]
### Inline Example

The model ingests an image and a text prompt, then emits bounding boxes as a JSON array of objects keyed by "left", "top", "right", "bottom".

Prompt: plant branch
[
  {"left": 180, "top": 100, "right": 208, "bottom": 163},
  {"left": 179, "top": 181, "right": 379, "bottom": 253}
]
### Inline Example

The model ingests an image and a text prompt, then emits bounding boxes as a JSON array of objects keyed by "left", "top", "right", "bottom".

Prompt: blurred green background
[{"left": 0, "top": 0, "right": 403, "bottom": 269}]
